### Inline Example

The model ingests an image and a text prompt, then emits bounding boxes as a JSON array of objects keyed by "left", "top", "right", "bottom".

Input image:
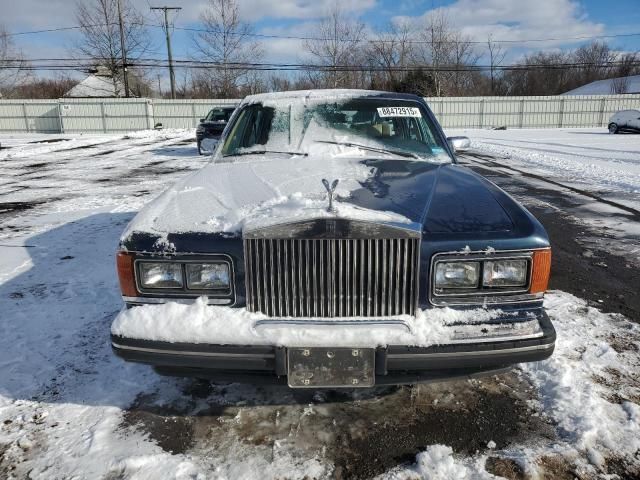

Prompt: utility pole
[
  {"left": 151, "top": 6, "right": 181, "bottom": 99},
  {"left": 116, "top": 0, "right": 130, "bottom": 97}
]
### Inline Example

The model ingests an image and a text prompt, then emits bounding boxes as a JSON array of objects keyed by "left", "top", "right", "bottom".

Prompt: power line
[
  {"left": 5, "top": 21, "right": 640, "bottom": 46},
  {"left": 4, "top": 57, "right": 640, "bottom": 74},
  {"left": 5, "top": 24, "right": 111, "bottom": 36},
  {"left": 173, "top": 25, "right": 640, "bottom": 46}
]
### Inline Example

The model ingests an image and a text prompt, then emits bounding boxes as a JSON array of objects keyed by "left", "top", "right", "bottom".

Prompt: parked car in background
[
  {"left": 608, "top": 109, "right": 640, "bottom": 134},
  {"left": 196, "top": 106, "right": 236, "bottom": 154},
  {"left": 112, "top": 89, "right": 554, "bottom": 389}
]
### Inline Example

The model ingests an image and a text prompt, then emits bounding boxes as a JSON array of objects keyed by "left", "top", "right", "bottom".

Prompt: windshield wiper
[
  {"left": 223, "top": 150, "right": 308, "bottom": 158},
  {"left": 314, "top": 140, "right": 421, "bottom": 159}
]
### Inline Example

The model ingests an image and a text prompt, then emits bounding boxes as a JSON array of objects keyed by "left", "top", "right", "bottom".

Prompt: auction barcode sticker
[{"left": 377, "top": 107, "right": 422, "bottom": 118}]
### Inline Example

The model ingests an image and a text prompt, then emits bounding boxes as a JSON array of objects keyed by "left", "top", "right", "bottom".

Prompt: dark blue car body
[{"left": 113, "top": 91, "right": 555, "bottom": 386}]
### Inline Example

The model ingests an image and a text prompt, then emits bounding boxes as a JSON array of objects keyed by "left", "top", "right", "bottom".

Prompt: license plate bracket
[{"left": 287, "top": 347, "right": 375, "bottom": 388}]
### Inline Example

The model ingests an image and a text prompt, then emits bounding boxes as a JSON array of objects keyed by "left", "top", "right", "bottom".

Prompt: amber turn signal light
[
  {"left": 116, "top": 251, "right": 138, "bottom": 297},
  {"left": 530, "top": 249, "right": 551, "bottom": 294}
]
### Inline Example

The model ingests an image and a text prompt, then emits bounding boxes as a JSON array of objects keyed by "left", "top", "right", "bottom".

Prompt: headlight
[
  {"left": 139, "top": 262, "right": 183, "bottom": 289},
  {"left": 430, "top": 250, "right": 550, "bottom": 306},
  {"left": 483, "top": 259, "right": 527, "bottom": 287},
  {"left": 186, "top": 263, "right": 230, "bottom": 289},
  {"left": 435, "top": 261, "right": 480, "bottom": 289}
]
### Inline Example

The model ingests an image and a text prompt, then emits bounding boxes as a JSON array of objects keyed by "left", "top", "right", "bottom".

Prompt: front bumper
[
  {"left": 196, "top": 128, "right": 224, "bottom": 141},
  {"left": 111, "top": 311, "right": 555, "bottom": 386}
]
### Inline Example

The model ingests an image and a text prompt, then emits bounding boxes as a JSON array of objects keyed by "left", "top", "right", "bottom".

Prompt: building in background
[
  {"left": 64, "top": 66, "right": 130, "bottom": 98},
  {"left": 563, "top": 75, "right": 640, "bottom": 96}
]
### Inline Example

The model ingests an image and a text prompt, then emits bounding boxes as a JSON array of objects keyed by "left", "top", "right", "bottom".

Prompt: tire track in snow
[{"left": 461, "top": 152, "right": 640, "bottom": 219}]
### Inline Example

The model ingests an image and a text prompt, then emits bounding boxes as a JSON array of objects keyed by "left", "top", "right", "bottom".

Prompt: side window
[{"left": 221, "top": 104, "right": 274, "bottom": 155}]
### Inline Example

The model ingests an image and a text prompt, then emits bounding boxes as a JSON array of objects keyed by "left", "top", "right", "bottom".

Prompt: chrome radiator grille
[{"left": 244, "top": 238, "right": 419, "bottom": 318}]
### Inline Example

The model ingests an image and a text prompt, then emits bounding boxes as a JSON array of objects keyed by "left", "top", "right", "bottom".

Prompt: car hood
[{"left": 121, "top": 154, "right": 515, "bottom": 245}]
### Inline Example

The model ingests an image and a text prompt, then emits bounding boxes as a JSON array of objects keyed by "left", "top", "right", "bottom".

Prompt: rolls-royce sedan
[{"left": 112, "top": 89, "right": 554, "bottom": 388}]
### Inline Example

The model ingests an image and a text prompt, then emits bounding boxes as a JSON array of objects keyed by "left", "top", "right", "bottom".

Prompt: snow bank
[
  {"left": 379, "top": 445, "right": 493, "bottom": 479},
  {"left": 522, "top": 290, "right": 640, "bottom": 469}
]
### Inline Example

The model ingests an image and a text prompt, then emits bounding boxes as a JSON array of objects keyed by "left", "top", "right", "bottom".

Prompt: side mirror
[
  {"left": 447, "top": 136, "right": 471, "bottom": 152},
  {"left": 154, "top": 122, "right": 163, "bottom": 130},
  {"left": 199, "top": 118, "right": 205, "bottom": 123}
]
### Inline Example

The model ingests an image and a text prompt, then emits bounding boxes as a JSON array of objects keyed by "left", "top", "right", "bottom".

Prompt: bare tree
[
  {"left": 0, "top": 24, "right": 29, "bottom": 97},
  {"left": 366, "top": 21, "right": 413, "bottom": 90},
  {"left": 268, "top": 74, "right": 291, "bottom": 92},
  {"left": 10, "top": 75, "right": 78, "bottom": 99},
  {"left": 304, "top": 3, "right": 367, "bottom": 89},
  {"left": 574, "top": 41, "right": 616, "bottom": 85},
  {"left": 193, "top": 0, "right": 262, "bottom": 98},
  {"left": 611, "top": 52, "right": 640, "bottom": 79},
  {"left": 411, "top": 11, "right": 456, "bottom": 96},
  {"left": 500, "top": 51, "right": 573, "bottom": 95},
  {"left": 498, "top": 41, "right": 637, "bottom": 96},
  {"left": 73, "top": 0, "right": 150, "bottom": 96},
  {"left": 486, "top": 34, "right": 506, "bottom": 95},
  {"left": 611, "top": 76, "right": 628, "bottom": 94},
  {"left": 448, "top": 30, "right": 479, "bottom": 95}
]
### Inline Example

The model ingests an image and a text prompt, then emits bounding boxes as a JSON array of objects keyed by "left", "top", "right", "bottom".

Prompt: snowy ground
[{"left": 0, "top": 129, "right": 639, "bottom": 479}]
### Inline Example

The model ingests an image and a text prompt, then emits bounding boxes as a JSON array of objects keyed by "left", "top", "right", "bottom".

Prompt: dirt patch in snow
[
  {"left": 28, "top": 138, "right": 67, "bottom": 144},
  {"left": 484, "top": 456, "right": 527, "bottom": 479},
  {"left": 0, "top": 201, "right": 40, "bottom": 214},
  {"left": 536, "top": 455, "right": 581, "bottom": 480},
  {"left": 121, "top": 372, "right": 556, "bottom": 479},
  {"left": 330, "top": 373, "right": 552, "bottom": 479},
  {"left": 123, "top": 399, "right": 196, "bottom": 454}
]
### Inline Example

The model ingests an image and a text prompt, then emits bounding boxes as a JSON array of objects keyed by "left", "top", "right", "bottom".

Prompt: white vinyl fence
[
  {"left": 1, "top": 95, "right": 639, "bottom": 134},
  {"left": 427, "top": 95, "right": 640, "bottom": 129}
]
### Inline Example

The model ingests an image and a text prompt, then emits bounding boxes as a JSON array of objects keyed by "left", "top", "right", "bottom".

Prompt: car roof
[{"left": 243, "top": 89, "right": 424, "bottom": 103}]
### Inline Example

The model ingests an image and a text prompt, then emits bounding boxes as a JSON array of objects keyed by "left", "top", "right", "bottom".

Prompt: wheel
[
  {"left": 608, "top": 123, "right": 619, "bottom": 134},
  {"left": 197, "top": 140, "right": 203, "bottom": 155}
]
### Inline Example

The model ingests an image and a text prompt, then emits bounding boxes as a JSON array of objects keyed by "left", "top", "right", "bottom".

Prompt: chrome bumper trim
[
  {"left": 387, "top": 342, "right": 554, "bottom": 359},
  {"left": 111, "top": 341, "right": 275, "bottom": 359},
  {"left": 122, "top": 296, "right": 233, "bottom": 306},
  {"left": 254, "top": 318, "right": 412, "bottom": 332}
]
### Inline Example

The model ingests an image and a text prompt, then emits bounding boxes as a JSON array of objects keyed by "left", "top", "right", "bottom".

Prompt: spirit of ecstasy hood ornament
[{"left": 322, "top": 178, "right": 339, "bottom": 212}]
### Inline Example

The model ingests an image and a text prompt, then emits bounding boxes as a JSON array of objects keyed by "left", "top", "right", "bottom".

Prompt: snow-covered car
[
  {"left": 112, "top": 89, "right": 555, "bottom": 388},
  {"left": 195, "top": 106, "right": 236, "bottom": 155},
  {"left": 608, "top": 109, "right": 640, "bottom": 134}
]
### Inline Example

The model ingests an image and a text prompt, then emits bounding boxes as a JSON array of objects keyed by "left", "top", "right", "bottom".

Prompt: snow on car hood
[
  {"left": 121, "top": 153, "right": 420, "bottom": 242},
  {"left": 121, "top": 151, "right": 515, "bottom": 248}
]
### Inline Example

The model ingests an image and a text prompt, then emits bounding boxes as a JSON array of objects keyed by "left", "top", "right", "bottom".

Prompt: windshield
[
  {"left": 218, "top": 97, "right": 452, "bottom": 163},
  {"left": 206, "top": 108, "right": 234, "bottom": 122}
]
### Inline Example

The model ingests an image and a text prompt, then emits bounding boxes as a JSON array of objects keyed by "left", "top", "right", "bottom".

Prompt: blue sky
[{"left": 3, "top": 0, "right": 640, "bottom": 81}]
